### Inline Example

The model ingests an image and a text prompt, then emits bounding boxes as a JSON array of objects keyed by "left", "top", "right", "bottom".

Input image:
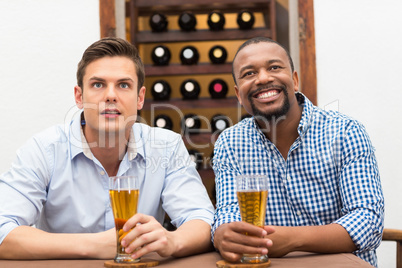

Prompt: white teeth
[
  {"left": 105, "top": 111, "right": 119, "bottom": 114},
  {"left": 257, "top": 91, "right": 278, "bottom": 99}
]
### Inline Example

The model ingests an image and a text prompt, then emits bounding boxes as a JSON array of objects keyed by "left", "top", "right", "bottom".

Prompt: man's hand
[
  {"left": 213, "top": 222, "right": 275, "bottom": 263},
  {"left": 120, "top": 214, "right": 177, "bottom": 258}
]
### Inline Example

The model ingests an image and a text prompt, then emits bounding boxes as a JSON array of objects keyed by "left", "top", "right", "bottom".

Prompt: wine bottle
[
  {"left": 209, "top": 45, "right": 227, "bottom": 64},
  {"left": 211, "top": 114, "right": 231, "bottom": 133},
  {"left": 180, "top": 46, "right": 199, "bottom": 65},
  {"left": 207, "top": 11, "right": 225, "bottom": 31},
  {"left": 180, "top": 79, "right": 201, "bottom": 100},
  {"left": 181, "top": 113, "right": 201, "bottom": 134},
  {"left": 208, "top": 79, "right": 228, "bottom": 99},
  {"left": 154, "top": 114, "right": 173, "bottom": 130},
  {"left": 151, "top": 45, "right": 171, "bottom": 65},
  {"left": 149, "top": 13, "right": 168, "bottom": 32},
  {"left": 237, "top": 10, "right": 255, "bottom": 30},
  {"left": 188, "top": 149, "right": 203, "bottom": 170},
  {"left": 178, "top": 11, "right": 197, "bottom": 31},
  {"left": 150, "top": 80, "right": 171, "bottom": 101}
]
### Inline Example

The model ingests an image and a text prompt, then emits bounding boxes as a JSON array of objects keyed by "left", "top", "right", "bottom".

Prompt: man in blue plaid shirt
[{"left": 212, "top": 37, "right": 384, "bottom": 267}]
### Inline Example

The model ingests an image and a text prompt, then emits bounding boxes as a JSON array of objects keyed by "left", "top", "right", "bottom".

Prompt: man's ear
[
  {"left": 137, "top": 86, "right": 146, "bottom": 110},
  {"left": 74, "top": 86, "right": 84, "bottom": 109},
  {"left": 234, "top": 85, "right": 242, "bottom": 106},
  {"left": 292, "top": 71, "right": 299, "bottom": 92}
]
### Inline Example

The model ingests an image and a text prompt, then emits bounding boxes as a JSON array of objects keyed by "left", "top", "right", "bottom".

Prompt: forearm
[
  {"left": 0, "top": 226, "right": 115, "bottom": 259},
  {"left": 269, "top": 223, "right": 357, "bottom": 256},
  {"left": 170, "top": 220, "right": 213, "bottom": 257}
]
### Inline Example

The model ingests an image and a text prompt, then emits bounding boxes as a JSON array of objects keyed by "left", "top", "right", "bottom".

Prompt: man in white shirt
[{"left": 0, "top": 37, "right": 214, "bottom": 260}]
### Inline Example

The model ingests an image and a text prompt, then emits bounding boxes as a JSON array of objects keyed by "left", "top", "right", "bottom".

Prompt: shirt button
[
  {"left": 287, "top": 175, "right": 291, "bottom": 180},
  {"left": 100, "top": 171, "right": 105, "bottom": 175},
  {"left": 296, "top": 211, "right": 301, "bottom": 216}
]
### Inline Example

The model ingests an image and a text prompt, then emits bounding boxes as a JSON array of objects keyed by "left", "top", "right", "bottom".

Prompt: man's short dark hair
[
  {"left": 232, "top": 37, "right": 294, "bottom": 85},
  {"left": 76, "top": 37, "right": 145, "bottom": 91}
]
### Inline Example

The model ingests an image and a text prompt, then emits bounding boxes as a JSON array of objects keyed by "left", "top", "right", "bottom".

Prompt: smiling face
[
  {"left": 74, "top": 56, "right": 145, "bottom": 143},
  {"left": 233, "top": 41, "right": 299, "bottom": 123}
]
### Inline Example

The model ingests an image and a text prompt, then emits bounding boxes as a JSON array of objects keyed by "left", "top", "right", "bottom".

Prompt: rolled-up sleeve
[
  {"left": 0, "top": 137, "right": 50, "bottom": 244},
  {"left": 160, "top": 133, "right": 215, "bottom": 228},
  {"left": 334, "top": 122, "right": 384, "bottom": 254}
]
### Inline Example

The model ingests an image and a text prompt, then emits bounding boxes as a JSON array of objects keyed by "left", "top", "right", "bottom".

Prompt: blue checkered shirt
[{"left": 212, "top": 93, "right": 384, "bottom": 267}]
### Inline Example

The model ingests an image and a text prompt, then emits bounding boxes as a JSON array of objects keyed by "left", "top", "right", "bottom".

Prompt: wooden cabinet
[{"left": 127, "top": 0, "right": 276, "bottom": 203}]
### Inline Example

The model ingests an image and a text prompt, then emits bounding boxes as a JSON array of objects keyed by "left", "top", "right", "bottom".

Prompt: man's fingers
[
  {"left": 221, "top": 234, "right": 270, "bottom": 254},
  {"left": 123, "top": 213, "right": 149, "bottom": 232},
  {"left": 230, "top": 221, "right": 268, "bottom": 237},
  {"left": 124, "top": 227, "right": 165, "bottom": 253},
  {"left": 221, "top": 251, "right": 242, "bottom": 263}
]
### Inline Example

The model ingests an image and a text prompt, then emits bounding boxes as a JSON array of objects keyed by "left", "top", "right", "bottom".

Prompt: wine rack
[{"left": 128, "top": 0, "right": 276, "bottom": 204}]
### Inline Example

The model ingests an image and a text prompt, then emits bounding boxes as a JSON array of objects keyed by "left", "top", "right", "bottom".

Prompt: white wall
[
  {"left": 0, "top": 0, "right": 100, "bottom": 172},
  {"left": 314, "top": 1, "right": 402, "bottom": 267}
]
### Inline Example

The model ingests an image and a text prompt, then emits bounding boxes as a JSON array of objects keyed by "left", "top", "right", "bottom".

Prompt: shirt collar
[
  {"left": 80, "top": 128, "right": 138, "bottom": 161},
  {"left": 295, "top": 92, "right": 315, "bottom": 137},
  {"left": 69, "top": 111, "right": 139, "bottom": 161}
]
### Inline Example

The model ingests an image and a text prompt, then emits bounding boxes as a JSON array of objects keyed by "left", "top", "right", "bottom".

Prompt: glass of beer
[
  {"left": 236, "top": 174, "right": 269, "bottom": 264},
  {"left": 109, "top": 176, "right": 140, "bottom": 263}
]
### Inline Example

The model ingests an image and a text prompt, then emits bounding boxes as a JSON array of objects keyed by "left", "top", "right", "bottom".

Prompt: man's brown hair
[{"left": 76, "top": 37, "right": 145, "bottom": 91}]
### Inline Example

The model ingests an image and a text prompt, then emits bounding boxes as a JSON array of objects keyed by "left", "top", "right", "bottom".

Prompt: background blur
[{"left": 0, "top": 0, "right": 401, "bottom": 267}]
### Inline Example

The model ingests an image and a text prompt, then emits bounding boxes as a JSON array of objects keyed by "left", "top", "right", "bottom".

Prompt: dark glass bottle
[
  {"left": 208, "top": 79, "right": 228, "bottom": 99},
  {"left": 154, "top": 114, "right": 173, "bottom": 130},
  {"left": 181, "top": 113, "right": 201, "bottom": 134},
  {"left": 180, "top": 46, "right": 199, "bottom": 65},
  {"left": 150, "top": 80, "right": 171, "bottom": 101},
  {"left": 188, "top": 149, "right": 203, "bottom": 170},
  {"left": 180, "top": 79, "right": 201, "bottom": 100},
  {"left": 209, "top": 45, "right": 227, "bottom": 64},
  {"left": 237, "top": 10, "right": 255, "bottom": 30},
  {"left": 211, "top": 114, "right": 231, "bottom": 133},
  {"left": 151, "top": 45, "right": 171, "bottom": 66},
  {"left": 149, "top": 13, "right": 168, "bottom": 32},
  {"left": 207, "top": 11, "right": 225, "bottom": 31},
  {"left": 178, "top": 11, "right": 197, "bottom": 31}
]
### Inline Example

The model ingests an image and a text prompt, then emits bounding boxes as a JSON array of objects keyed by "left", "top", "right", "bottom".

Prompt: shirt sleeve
[
  {"left": 0, "top": 136, "right": 51, "bottom": 244},
  {"left": 334, "top": 121, "right": 384, "bottom": 254},
  {"left": 210, "top": 131, "right": 242, "bottom": 244},
  {"left": 160, "top": 135, "right": 215, "bottom": 228}
]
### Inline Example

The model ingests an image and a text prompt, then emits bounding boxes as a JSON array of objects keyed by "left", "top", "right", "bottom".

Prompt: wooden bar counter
[{"left": 0, "top": 251, "right": 374, "bottom": 268}]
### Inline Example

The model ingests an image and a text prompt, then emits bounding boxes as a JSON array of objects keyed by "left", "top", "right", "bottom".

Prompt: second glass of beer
[
  {"left": 236, "top": 174, "right": 269, "bottom": 264},
  {"left": 109, "top": 176, "right": 140, "bottom": 263}
]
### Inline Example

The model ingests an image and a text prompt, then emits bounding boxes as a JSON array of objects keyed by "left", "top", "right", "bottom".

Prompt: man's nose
[
  {"left": 256, "top": 69, "right": 274, "bottom": 84},
  {"left": 105, "top": 84, "right": 117, "bottom": 102}
]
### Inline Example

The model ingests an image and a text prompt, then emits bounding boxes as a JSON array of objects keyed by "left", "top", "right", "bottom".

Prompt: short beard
[{"left": 248, "top": 86, "right": 290, "bottom": 122}]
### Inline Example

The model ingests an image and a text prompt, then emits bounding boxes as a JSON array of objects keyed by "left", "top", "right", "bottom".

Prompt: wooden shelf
[
  {"left": 143, "top": 96, "right": 239, "bottom": 110},
  {"left": 183, "top": 132, "right": 221, "bottom": 146},
  {"left": 129, "top": 0, "right": 276, "bottom": 43},
  {"left": 131, "top": 0, "right": 272, "bottom": 12},
  {"left": 128, "top": 0, "right": 275, "bottom": 203},
  {"left": 199, "top": 168, "right": 214, "bottom": 178},
  {"left": 135, "top": 28, "right": 271, "bottom": 44},
  {"left": 145, "top": 63, "right": 232, "bottom": 76}
]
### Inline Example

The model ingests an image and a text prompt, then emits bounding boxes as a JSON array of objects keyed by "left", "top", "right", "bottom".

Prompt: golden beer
[
  {"left": 235, "top": 175, "right": 269, "bottom": 264},
  {"left": 237, "top": 190, "right": 268, "bottom": 227},
  {"left": 109, "top": 188, "right": 139, "bottom": 262}
]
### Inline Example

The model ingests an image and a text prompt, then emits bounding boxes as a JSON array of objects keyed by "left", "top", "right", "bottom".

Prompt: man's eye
[
  {"left": 241, "top": 71, "right": 254, "bottom": 78},
  {"left": 270, "top": 65, "right": 283, "bottom": 71},
  {"left": 120, "top": 83, "right": 129, "bottom": 89},
  {"left": 93, "top": 82, "right": 103, "bottom": 88}
]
